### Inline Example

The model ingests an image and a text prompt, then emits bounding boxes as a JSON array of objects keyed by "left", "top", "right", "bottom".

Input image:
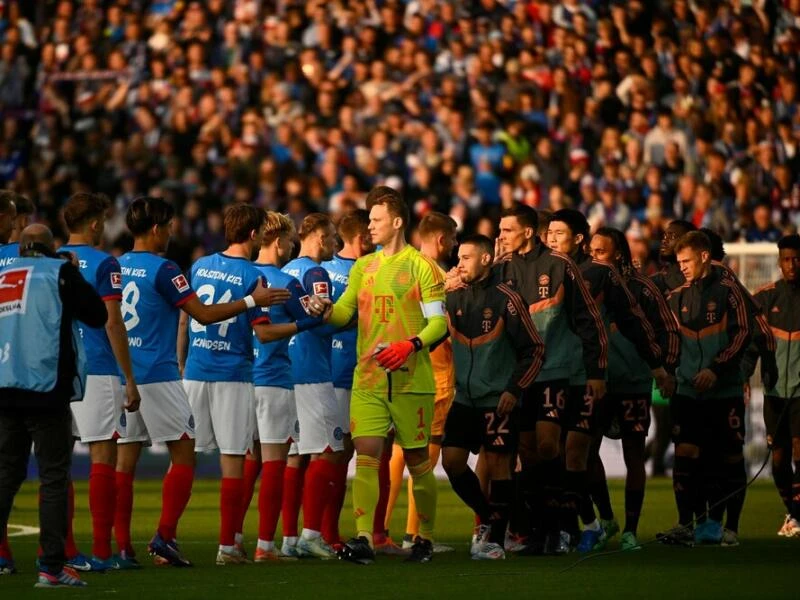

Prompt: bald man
[{"left": 0, "top": 224, "right": 107, "bottom": 588}]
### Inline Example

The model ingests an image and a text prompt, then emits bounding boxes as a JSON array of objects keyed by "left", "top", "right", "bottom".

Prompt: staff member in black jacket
[{"left": 0, "top": 224, "right": 107, "bottom": 588}]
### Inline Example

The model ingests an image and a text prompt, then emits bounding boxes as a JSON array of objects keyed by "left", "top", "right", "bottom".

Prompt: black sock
[
  {"left": 708, "top": 453, "right": 727, "bottom": 524},
  {"left": 541, "top": 458, "right": 563, "bottom": 534},
  {"left": 673, "top": 455, "right": 699, "bottom": 527},
  {"left": 488, "top": 479, "right": 513, "bottom": 545},
  {"left": 561, "top": 470, "right": 585, "bottom": 536},
  {"left": 579, "top": 491, "right": 597, "bottom": 525},
  {"left": 521, "top": 465, "right": 543, "bottom": 536},
  {"left": 624, "top": 489, "right": 645, "bottom": 534},
  {"left": 589, "top": 478, "right": 614, "bottom": 521},
  {"left": 448, "top": 468, "right": 491, "bottom": 523},
  {"left": 791, "top": 460, "right": 800, "bottom": 522},
  {"left": 724, "top": 458, "right": 747, "bottom": 532},
  {"left": 772, "top": 456, "right": 793, "bottom": 513}
]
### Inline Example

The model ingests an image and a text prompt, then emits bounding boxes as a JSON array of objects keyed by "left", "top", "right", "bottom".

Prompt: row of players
[{"left": 1, "top": 187, "right": 799, "bottom": 574}]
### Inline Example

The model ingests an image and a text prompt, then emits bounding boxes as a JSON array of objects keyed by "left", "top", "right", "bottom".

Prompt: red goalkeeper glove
[{"left": 375, "top": 338, "right": 422, "bottom": 372}]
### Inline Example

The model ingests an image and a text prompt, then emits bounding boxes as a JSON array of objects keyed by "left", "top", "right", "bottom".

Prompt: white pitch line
[{"left": 7, "top": 523, "right": 39, "bottom": 537}]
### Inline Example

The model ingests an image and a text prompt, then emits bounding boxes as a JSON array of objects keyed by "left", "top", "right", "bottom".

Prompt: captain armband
[{"left": 419, "top": 300, "right": 446, "bottom": 319}]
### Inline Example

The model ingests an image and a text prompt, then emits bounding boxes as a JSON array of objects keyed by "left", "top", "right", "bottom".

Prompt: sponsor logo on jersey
[
  {"left": 172, "top": 274, "right": 190, "bottom": 293},
  {"left": 0, "top": 266, "right": 32, "bottom": 317},
  {"left": 111, "top": 272, "right": 122, "bottom": 289},
  {"left": 313, "top": 281, "right": 329, "bottom": 298}
]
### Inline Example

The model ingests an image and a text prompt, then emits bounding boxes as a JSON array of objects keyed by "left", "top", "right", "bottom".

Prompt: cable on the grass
[{"left": 559, "top": 394, "right": 795, "bottom": 574}]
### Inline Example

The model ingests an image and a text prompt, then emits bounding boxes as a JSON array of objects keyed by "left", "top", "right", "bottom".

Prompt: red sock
[
  {"left": 322, "top": 463, "right": 348, "bottom": 544},
  {"left": 65, "top": 480, "right": 78, "bottom": 559},
  {"left": 220, "top": 477, "right": 243, "bottom": 546},
  {"left": 89, "top": 464, "right": 116, "bottom": 560},
  {"left": 114, "top": 471, "right": 134, "bottom": 554},
  {"left": 373, "top": 449, "right": 391, "bottom": 534},
  {"left": 0, "top": 525, "right": 12, "bottom": 560},
  {"left": 281, "top": 466, "right": 303, "bottom": 537},
  {"left": 258, "top": 460, "right": 286, "bottom": 542},
  {"left": 303, "top": 459, "right": 338, "bottom": 534},
  {"left": 158, "top": 464, "right": 194, "bottom": 541},
  {"left": 237, "top": 458, "right": 261, "bottom": 537}
]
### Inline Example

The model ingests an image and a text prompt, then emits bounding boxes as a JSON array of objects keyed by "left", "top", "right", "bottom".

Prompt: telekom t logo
[{"left": 374, "top": 295, "right": 394, "bottom": 323}]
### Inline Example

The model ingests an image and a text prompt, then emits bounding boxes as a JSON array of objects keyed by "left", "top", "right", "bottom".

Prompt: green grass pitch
[{"left": 2, "top": 478, "right": 799, "bottom": 599}]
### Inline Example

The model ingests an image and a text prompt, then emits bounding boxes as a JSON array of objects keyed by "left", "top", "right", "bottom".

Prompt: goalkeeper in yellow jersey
[{"left": 310, "top": 186, "right": 447, "bottom": 564}]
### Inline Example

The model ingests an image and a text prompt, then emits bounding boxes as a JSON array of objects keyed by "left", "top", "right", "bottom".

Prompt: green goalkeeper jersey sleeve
[{"left": 330, "top": 245, "right": 446, "bottom": 395}]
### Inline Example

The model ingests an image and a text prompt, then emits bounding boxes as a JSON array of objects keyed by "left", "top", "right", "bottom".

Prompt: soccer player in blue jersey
[
  {"left": 61, "top": 193, "right": 142, "bottom": 571},
  {"left": 322, "top": 210, "right": 374, "bottom": 548},
  {"left": 282, "top": 213, "right": 344, "bottom": 558},
  {"left": 181, "top": 205, "right": 300, "bottom": 565},
  {"left": 116, "top": 197, "right": 288, "bottom": 568},
  {"left": 232, "top": 211, "right": 327, "bottom": 561}
]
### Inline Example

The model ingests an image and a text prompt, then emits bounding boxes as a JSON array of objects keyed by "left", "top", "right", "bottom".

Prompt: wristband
[
  {"left": 244, "top": 295, "right": 256, "bottom": 309},
  {"left": 296, "top": 316, "right": 322, "bottom": 333},
  {"left": 409, "top": 337, "right": 423, "bottom": 352}
]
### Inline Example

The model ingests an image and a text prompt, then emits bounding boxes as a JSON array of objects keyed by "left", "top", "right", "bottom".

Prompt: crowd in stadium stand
[{"left": 1, "top": 1, "right": 799, "bottom": 270}]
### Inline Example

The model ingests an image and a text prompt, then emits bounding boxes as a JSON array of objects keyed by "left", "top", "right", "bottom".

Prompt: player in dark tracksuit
[
  {"left": 751, "top": 234, "right": 800, "bottom": 538},
  {"left": 586, "top": 227, "right": 680, "bottom": 551},
  {"left": 442, "top": 235, "right": 545, "bottom": 560},
  {"left": 546, "top": 210, "right": 670, "bottom": 552},
  {"left": 664, "top": 232, "right": 752, "bottom": 547},
  {"left": 648, "top": 220, "right": 697, "bottom": 477},
  {"left": 495, "top": 204, "right": 606, "bottom": 554}
]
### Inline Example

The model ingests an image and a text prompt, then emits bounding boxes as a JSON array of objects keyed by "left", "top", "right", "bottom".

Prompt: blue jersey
[
  {"left": 0, "top": 242, "right": 18, "bottom": 268},
  {"left": 184, "top": 253, "right": 270, "bottom": 383},
  {"left": 61, "top": 244, "right": 123, "bottom": 376},
  {"left": 119, "top": 251, "right": 196, "bottom": 384},
  {"left": 252, "top": 264, "right": 316, "bottom": 389},
  {"left": 322, "top": 254, "right": 357, "bottom": 390},
  {"left": 282, "top": 257, "right": 334, "bottom": 385}
]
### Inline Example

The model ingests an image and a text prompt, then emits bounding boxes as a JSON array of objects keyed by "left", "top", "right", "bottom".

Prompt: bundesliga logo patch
[
  {"left": 172, "top": 274, "right": 190, "bottom": 293},
  {"left": 111, "top": 272, "right": 122, "bottom": 289},
  {"left": 299, "top": 295, "right": 312, "bottom": 314},
  {"left": 313, "top": 281, "right": 329, "bottom": 298},
  {"left": 0, "top": 266, "right": 33, "bottom": 318}
]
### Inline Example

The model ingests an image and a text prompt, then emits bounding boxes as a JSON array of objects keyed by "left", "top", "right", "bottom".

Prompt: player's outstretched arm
[
  {"left": 182, "top": 278, "right": 291, "bottom": 325},
  {"left": 106, "top": 298, "right": 141, "bottom": 412},
  {"left": 325, "top": 260, "right": 363, "bottom": 327}
]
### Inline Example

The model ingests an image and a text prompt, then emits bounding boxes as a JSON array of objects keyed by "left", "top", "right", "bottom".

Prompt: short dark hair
[
  {"left": 10, "top": 194, "right": 33, "bottom": 216},
  {"left": 0, "top": 190, "right": 20, "bottom": 215},
  {"left": 63, "top": 192, "right": 110, "bottom": 232},
  {"left": 550, "top": 208, "right": 589, "bottom": 241},
  {"left": 299, "top": 212, "right": 333, "bottom": 241},
  {"left": 126, "top": 196, "right": 175, "bottom": 237},
  {"left": 366, "top": 185, "right": 410, "bottom": 227},
  {"left": 500, "top": 203, "right": 538, "bottom": 230},
  {"left": 460, "top": 233, "right": 494, "bottom": 259},
  {"left": 699, "top": 227, "right": 725, "bottom": 261},
  {"left": 674, "top": 231, "right": 711, "bottom": 255},
  {"left": 668, "top": 219, "right": 697, "bottom": 236},
  {"left": 338, "top": 209, "right": 370, "bottom": 243},
  {"left": 778, "top": 234, "right": 800, "bottom": 252},
  {"left": 418, "top": 211, "right": 457, "bottom": 240},
  {"left": 224, "top": 204, "right": 266, "bottom": 244}
]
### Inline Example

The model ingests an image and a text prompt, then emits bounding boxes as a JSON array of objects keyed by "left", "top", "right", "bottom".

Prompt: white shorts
[
  {"left": 254, "top": 386, "right": 298, "bottom": 444},
  {"left": 71, "top": 375, "right": 127, "bottom": 442},
  {"left": 184, "top": 380, "right": 254, "bottom": 455},
  {"left": 288, "top": 441, "right": 299, "bottom": 457},
  {"left": 119, "top": 380, "right": 195, "bottom": 445},
  {"left": 334, "top": 388, "right": 351, "bottom": 435},
  {"left": 295, "top": 382, "right": 345, "bottom": 455}
]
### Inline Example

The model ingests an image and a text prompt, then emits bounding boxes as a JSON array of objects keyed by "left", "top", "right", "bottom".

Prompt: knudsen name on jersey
[
  {"left": 195, "top": 268, "right": 243, "bottom": 286},
  {"left": 192, "top": 337, "right": 232, "bottom": 351}
]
